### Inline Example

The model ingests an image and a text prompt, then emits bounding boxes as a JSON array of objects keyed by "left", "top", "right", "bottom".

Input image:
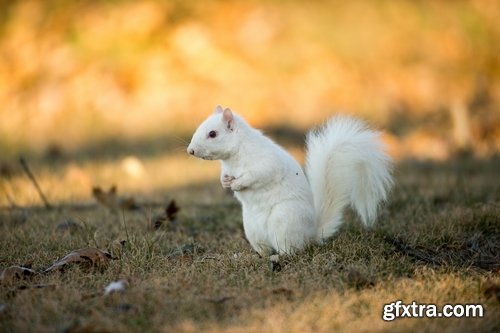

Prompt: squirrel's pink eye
[{"left": 208, "top": 130, "right": 217, "bottom": 138}]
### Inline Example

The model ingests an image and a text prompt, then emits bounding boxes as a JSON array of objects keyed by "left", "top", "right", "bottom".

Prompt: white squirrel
[{"left": 187, "top": 106, "right": 393, "bottom": 256}]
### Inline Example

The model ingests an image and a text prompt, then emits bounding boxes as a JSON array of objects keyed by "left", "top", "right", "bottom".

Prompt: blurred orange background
[{"left": 0, "top": 0, "right": 499, "bottom": 160}]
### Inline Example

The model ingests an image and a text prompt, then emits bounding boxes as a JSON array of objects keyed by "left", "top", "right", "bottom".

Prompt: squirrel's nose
[{"left": 188, "top": 148, "right": 195, "bottom": 155}]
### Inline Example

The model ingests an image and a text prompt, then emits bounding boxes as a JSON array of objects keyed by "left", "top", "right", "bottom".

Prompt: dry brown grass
[{"left": 1, "top": 151, "right": 499, "bottom": 332}]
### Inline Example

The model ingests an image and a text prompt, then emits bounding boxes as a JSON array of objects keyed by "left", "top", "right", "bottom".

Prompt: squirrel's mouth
[{"left": 188, "top": 148, "right": 215, "bottom": 160}]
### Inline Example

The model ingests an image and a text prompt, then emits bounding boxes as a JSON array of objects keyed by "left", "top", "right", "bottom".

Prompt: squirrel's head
[{"left": 187, "top": 106, "right": 240, "bottom": 160}]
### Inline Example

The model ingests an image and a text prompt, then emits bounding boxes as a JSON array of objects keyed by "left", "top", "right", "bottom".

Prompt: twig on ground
[
  {"left": 384, "top": 235, "right": 500, "bottom": 270},
  {"left": 19, "top": 157, "right": 52, "bottom": 209},
  {"left": 384, "top": 235, "right": 443, "bottom": 266}
]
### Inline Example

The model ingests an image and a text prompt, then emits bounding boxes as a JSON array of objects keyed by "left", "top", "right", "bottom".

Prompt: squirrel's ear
[
  {"left": 222, "top": 108, "right": 234, "bottom": 131},
  {"left": 214, "top": 105, "right": 224, "bottom": 114}
]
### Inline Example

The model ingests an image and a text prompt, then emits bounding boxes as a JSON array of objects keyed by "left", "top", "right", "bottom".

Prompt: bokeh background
[{"left": 1, "top": 0, "right": 499, "bottom": 205}]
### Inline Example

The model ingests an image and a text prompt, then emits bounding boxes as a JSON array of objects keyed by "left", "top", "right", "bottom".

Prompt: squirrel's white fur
[{"left": 188, "top": 106, "right": 393, "bottom": 255}]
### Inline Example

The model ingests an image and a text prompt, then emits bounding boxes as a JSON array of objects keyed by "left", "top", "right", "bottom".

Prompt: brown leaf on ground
[
  {"left": 166, "top": 200, "right": 180, "bottom": 221},
  {"left": 45, "top": 248, "right": 115, "bottom": 273},
  {"left": 153, "top": 200, "right": 180, "bottom": 229},
  {"left": 0, "top": 266, "right": 36, "bottom": 284},
  {"left": 92, "top": 186, "right": 118, "bottom": 209},
  {"left": 92, "top": 185, "right": 140, "bottom": 211}
]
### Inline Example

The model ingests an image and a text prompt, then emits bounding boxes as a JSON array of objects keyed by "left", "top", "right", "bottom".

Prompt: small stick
[
  {"left": 19, "top": 157, "right": 52, "bottom": 209},
  {"left": 384, "top": 235, "right": 442, "bottom": 266}
]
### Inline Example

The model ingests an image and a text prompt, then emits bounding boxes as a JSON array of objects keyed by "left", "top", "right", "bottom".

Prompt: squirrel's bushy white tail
[{"left": 305, "top": 116, "right": 393, "bottom": 240}]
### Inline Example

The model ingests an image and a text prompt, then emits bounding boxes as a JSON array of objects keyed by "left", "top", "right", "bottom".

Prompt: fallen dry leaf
[
  {"left": 153, "top": 200, "right": 180, "bottom": 229},
  {"left": 0, "top": 266, "right": 36, "bottom": 284},
  {"left": 166, "top": 200, "right": 180, "bottom": 221},
  {"left": 92, "top": 186, "right": 118, "bottom": 209},
  {"left": 92, "top": 186, "right": 140, "bottom": 211},
  {"left": 45, "top": 248, "right": 114, "bottom": 273}
]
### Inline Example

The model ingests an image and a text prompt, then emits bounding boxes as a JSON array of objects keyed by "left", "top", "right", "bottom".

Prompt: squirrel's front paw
[
  {"left": 222, "top": 175, "right": 235, "bottom": 189},
  {"left": 230, "top": 179, "right": 246, "bottom": 191}
]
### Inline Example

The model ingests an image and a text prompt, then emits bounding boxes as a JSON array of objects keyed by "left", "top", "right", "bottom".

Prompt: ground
[{"left": 1, "top": 151, "right": 499, "bottom": 333}]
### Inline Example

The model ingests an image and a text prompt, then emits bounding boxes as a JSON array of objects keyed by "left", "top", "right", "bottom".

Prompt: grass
[{"left": 1, "top": 150, "right": 499, "bottom": 332}]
